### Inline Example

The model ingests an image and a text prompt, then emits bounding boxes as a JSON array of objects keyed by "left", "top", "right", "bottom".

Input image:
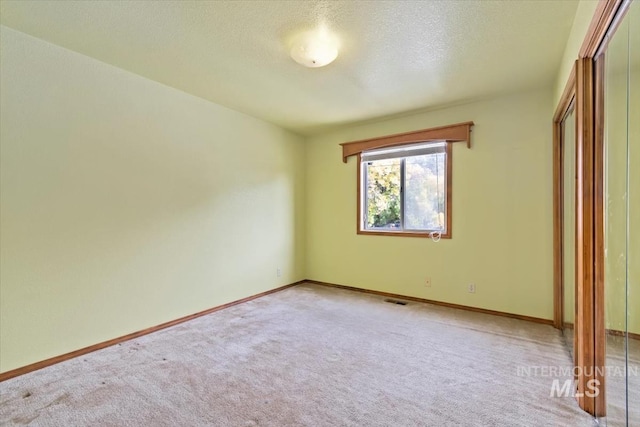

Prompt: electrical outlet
[
  {"left": 277, "top": 268, "right": 281, "bottom": 278},
  {"left": 425, "top": 277, "right": 431, "bottom": 287},
  {"left": 468, "top": 283, "right": 476, "bottom": 293}
]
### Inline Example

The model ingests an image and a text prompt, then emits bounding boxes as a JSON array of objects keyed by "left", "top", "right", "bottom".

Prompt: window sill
[{"left": 357, "top": 230, "right": 451, "bottom": 239}]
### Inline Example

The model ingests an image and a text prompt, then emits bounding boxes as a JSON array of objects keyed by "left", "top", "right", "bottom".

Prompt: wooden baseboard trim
[
  {"left": 564, "top": 322, "right": 640, "bottom": 341},
  {"left": 305, "top": 280, "right": 555, "bottom": 326},
  {"left": 605, "top": 328, "right": 640, "bottom": 341},
  {"left": 0, "top": 281, "right": 304, "bottom": 382},
  {"left": 8, "top": 279, "right": 632, "bottom": 382}
]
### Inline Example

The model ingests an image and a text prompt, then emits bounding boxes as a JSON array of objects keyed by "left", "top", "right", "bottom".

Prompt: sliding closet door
[
  {"left": 601, "top": 2, "right": 638, "bottom": 424},
  {"left": 562, "top": 105, "right": 577, "bottom": 355},
  {"left": 628, "top": 4, "right": 640, "bottom": 425}
]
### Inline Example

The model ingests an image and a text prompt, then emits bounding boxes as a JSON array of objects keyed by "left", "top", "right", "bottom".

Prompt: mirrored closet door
[
  {"left": 562, "top": 104, "right": 577, "bottom": 358},
  {"left": 599, "top": 1, "right": 638, "bottom": 424}
]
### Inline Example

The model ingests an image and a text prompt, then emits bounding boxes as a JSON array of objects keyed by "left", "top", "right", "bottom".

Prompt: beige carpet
[
  {"left": 0, "top": 283, "right": 596, "bottom": 426},
  {"left": 603, "top": 335, "right": 640, "bottom": 426}
]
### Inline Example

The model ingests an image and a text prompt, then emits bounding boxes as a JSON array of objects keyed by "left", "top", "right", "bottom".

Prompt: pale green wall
[
  {"left": 1, "top": 0, "right": 625, "bottom": 375},
  {"left": 305, "top": 88, "right": 554, "bottom": 320},
  {"left": 0, "top": 26, "right": 306, "bottom": 372}
]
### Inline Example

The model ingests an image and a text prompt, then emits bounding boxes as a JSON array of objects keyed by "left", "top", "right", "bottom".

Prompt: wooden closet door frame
[
  {"left": 553, "top": 0, "right": 631, "bottom": 417},
  {"left": 575, "top": 55, "right": 597, "bottom": 415},
  {"left": 553, "top": 56, "right": 598, "bottom": 416}
]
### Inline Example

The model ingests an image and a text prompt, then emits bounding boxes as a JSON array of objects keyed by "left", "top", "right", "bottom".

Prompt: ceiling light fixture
[{"left": 289, "top": 28, "right": 339, "bottom": 68}]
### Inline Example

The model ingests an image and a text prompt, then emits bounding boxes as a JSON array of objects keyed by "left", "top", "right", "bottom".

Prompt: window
[
  {"left": 358, "top": 142, "right": 452, "bottom": 238},
  {"left": 340, "top": 121, "right": 473, "bottom": 239}
]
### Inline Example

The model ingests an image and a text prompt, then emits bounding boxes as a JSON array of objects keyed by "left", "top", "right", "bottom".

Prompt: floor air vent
[{"left": 384, "top": 299, "right": 408, "bottom": 306}]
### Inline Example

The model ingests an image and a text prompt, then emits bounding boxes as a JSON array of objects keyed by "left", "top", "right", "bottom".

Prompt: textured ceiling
[{"left": 0, "top": 0, "right": 579, "bottom": 135}]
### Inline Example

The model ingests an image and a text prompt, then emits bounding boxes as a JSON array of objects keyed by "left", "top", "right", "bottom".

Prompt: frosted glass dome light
[{"left": 290, "top": 30, "right": 339, "bottom": 68}]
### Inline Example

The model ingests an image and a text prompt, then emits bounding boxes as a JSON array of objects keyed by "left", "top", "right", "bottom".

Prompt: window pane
[
  {"left": 365, "top": 158, "right": 401, "bottom": 230},
  {"left": 404, "top": 153, "right": 446, "bottom": 230}
]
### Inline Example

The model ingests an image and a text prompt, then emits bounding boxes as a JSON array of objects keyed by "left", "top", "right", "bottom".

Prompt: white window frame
[{"left": 357, "top": 141, "right": 452, "bottom": 239}]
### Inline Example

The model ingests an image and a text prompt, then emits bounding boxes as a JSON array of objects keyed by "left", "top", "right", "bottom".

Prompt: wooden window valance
[{"left": 339, "top": 121, "right": 474, "bottom": 163}]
